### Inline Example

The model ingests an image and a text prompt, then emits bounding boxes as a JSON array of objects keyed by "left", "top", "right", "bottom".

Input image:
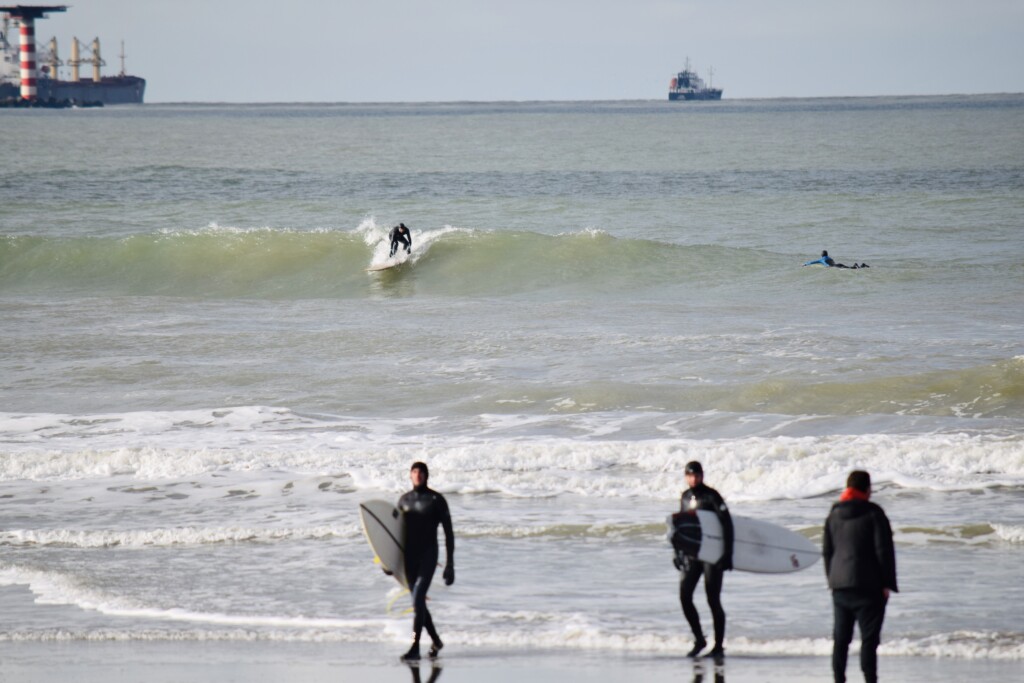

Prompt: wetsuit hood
[{"left": 410, "top": 461, "right": 429, "bottom": 488}]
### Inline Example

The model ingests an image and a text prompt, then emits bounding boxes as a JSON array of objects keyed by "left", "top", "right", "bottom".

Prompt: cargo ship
[
  {"left": 1, "top": 5, "right": 145, "bottom": 106},
  {"left": 668, "top": 59, "right": 722, "bottom": 101}
]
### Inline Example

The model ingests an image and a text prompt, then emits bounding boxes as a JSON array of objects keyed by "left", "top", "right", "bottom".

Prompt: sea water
[{"left": 0, "top": 97, "right": 1022, "bottom": 664}]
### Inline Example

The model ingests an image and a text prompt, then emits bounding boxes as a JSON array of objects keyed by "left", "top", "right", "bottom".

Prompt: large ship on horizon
[
  {"left": 668, "top": 59, "right": 722, "bottom": 101},
  {"left": 1, "top": 6, "right": 145, "bottom": 106}
]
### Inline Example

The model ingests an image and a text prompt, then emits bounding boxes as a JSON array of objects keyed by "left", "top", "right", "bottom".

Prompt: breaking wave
[{"left": 0, "top": 219, "right": 996, "bottom": 299}]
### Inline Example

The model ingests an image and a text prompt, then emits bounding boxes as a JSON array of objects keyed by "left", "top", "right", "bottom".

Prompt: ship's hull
[
  {"left": 0, "top": 76, "right": 145, "bottom": 104},
  {"left": 669, "top": 89, "right": 723, "bottom": 101}
]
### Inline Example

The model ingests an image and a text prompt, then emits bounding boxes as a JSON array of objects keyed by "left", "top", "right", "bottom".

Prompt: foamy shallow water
[{"left": 1, "top": 408, "right": 1022, "bottom": 660}]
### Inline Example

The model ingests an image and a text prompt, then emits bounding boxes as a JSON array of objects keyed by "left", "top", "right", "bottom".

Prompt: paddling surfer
[{"left": 803, "top": 250, "right": 869, "bottom": 269}]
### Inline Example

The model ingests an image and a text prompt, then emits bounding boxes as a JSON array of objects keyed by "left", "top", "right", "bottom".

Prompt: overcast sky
[{"left": 11, "top": 0, "right": 1024, "bottom": 102}]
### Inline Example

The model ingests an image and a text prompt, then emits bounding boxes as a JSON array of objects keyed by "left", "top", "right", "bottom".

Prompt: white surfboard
[
  {"left": 359, "top": 499, "right": 408, "bottom": 588},
  {"left": 667, "top": 510, "right": 819, "bottom": 573},
  {"left": 366, "top": 252, "right": 410, "bottom": 272}
]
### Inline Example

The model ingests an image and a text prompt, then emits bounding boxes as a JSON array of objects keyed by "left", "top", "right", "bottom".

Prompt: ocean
[{"left": 1, "top": 95, "right": 1023, "bottom": 676}]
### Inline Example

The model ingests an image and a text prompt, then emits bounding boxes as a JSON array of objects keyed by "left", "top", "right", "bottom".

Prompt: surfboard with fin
[
  {"left": 359, "top": 499, "right": 408, "bottom": 588},
  {"left": 668, "top": 510, "right": 819, "bottom": 573}
]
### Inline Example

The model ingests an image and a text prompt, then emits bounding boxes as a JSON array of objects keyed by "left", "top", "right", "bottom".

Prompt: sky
[{"left": 6, "top": 0, "right": 1024, "bottom": 102}]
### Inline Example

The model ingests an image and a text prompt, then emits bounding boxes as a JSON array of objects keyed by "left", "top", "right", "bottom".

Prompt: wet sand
[{"left": 1, "top": 641, "right": 1020, "bottom": 683}]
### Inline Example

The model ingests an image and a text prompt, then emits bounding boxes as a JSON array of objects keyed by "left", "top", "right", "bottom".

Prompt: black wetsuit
[
  {"left": 676, "top": 483, "right": 734, "bottom": 652},
  {"left": 397, "top": 485, "right": 454, "bottom": 648},
  {"left": 804, "top": 254, "right": 869, "bottom": 269},
  {"left": 389, "top": 226, "right": 412, "bottom": 257}
]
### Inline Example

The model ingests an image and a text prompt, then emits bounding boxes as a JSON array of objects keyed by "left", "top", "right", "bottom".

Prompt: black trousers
[
  {"left": 832, "top": 589, "right": 887, "bottom": 683},
  {"left": 680, "top": 560, "right": 725, "bottom": 648},
  {"left": 407, "top": 549, "right": 440, "bottom": 645}
]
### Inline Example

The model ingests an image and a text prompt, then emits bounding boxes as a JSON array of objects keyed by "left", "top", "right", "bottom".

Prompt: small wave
[
  {"left": 2, "top": 566, "right": 1020, "bottom": 658},
  {"left": 1, "top": 408, "right": 1023, "bottom": 500},
  {"left": 0, "top": 525, "right": 357, "bottom": 548},
  {"left": 0, "top": 223, "right": 764, "bottom": 299},
  {"left": 0, "top": 623, "right": 1018, "bottom": 660},
  {"left": 459, "top": 522, "right": 664, "bottom": 540},
  {"left": 993, "top": 524, "right": 1024, "bottom": 544},
  {"left": 697, "top": 357, "right": 1024, "bottom": 421},
  {"left": 0, "top": 565, "right": 393, "bottom": 636},
  {"left": 0, "top": 627, "right": 394, "bottom": 643},
  {"left": 5, "top": 520, "right": 1015, "bottom": 550}
]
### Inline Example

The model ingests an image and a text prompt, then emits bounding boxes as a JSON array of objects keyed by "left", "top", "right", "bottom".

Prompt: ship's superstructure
[
  {"left": 1, "top": 4, "right": 145, "bottom": 106},
  {"left": 668, "top": 58, "right": 722, "bottom": 101}
]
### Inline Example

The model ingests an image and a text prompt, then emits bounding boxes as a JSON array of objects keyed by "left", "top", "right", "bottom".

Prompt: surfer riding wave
[{"left": 390, "top": 223, "right": 412, "bottom": 258}]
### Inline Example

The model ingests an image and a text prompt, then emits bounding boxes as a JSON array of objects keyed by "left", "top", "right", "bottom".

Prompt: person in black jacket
[
  {"left": 396, "top": 461, "right": 455, "bottom": 662},
  {"left": 671, "top": 460, "right": 733, "bottom": 662},
  {"left": 823, "top": 470, "right": 898, "bottom": 683}
]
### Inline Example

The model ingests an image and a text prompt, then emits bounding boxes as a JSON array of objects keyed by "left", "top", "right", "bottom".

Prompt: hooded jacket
[{"left": 823, "top": 498, "right": 898, "bottom": 595}]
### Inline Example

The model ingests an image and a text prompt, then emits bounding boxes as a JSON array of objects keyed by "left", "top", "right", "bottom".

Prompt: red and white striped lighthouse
[
  {"left": 18, "top": 17, "right": 38, "bottom": 99},
  {"left": 0, "top": 5, "right": 67, "bottom": 100}
]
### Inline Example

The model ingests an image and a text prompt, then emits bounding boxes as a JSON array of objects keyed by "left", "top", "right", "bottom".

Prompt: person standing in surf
[
  {"left": 823, "top": 470, "right": 897, "bottom": 683},
  {"left": 389, "top": 223, "right": 412, "bottom": 258},
  {"left": 672, "top": 461, "right": 733, "bottom": 661},
  {"left": 397, "top": 461, "right": 455, "bottom": 662}
]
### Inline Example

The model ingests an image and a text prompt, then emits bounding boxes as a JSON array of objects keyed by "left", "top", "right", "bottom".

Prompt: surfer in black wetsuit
[
  {"left": 397, "top": 461, "right": 455, "bottom": 662},
  {"left": 803, "top": 250, "right": 869, "bottom": 269},
  {"left": 671, "top": 461, "right": 733, "bottom": 662},
  {"left": 389, "top": 223, "right": 412, "bottom": 258}
]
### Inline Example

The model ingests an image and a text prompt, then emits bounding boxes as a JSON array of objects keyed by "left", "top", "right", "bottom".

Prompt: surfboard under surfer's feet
[
  {"left": 686, "top": 636, "right": 707, "bottom": 658},
  {"left": 400, "top": 643, "right": 421, "bottom": 662}
]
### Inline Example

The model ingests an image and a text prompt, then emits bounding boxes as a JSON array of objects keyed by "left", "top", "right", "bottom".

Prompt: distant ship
[
  {"left": 1, "top": 6, "right": 145, "bottom": 106},
  {"left": 668, "top": 59, "right": 721, "bottom": 101}
]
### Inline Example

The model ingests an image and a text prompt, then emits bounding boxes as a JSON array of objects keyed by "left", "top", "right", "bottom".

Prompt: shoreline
[{"left": 1, "top": 641, "right": 1020, "bottom": 683}]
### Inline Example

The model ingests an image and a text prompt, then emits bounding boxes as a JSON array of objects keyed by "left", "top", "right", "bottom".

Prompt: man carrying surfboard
[
  {"left": 671, "top": 461, "right": 733, "bottom": 662},
  {"left": 389, "top": 223, "right": 412, "bottom": 258},
  {"left": 823, "top": 470, "right": 897, "bottom": 683},
  {"left": 397, "top": 461, "right": 455, "bottom": 662}
]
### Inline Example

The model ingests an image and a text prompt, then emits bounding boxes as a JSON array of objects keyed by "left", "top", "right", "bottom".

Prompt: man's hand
[
  {"left": 382, "top": 566, "right": 394, "bottom": 576},
  {"left": 443, "top": 564, "right": 455, "bottom": 586}
]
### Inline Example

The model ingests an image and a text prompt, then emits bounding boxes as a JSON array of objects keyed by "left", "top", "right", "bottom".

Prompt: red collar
[{"left": 840, "top": 487, "right": 870, "bottom": 502}]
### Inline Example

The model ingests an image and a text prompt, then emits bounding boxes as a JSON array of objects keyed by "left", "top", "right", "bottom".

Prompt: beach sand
[{"left": 1, "top": 641, "right": 1020, "bottom": 683}]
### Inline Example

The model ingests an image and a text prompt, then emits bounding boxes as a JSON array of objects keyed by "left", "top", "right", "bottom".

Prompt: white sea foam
[
  {"left": 356, "top": 215, "right": 473, "bottom": 265},
  {"left": 0, "top": 613, "right": 1018, "bottom": 660},
  {"left": 0, "top": 525, "right": 358, "bottom": 548},
  {"left": 993, "top": 524, "right": 1024, "bottom": 543},
  {"left": 1, "top": 520, "right": 1013, "bottom": 552},
  {"left": 1, "top": 408, "right": 1022, "bottom": 502},
  {"left": 0, "top": 565, "right": 391, "bottom": 635}
]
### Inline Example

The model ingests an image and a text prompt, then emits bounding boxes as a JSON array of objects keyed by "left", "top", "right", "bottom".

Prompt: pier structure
[{"left": 0, "top": 5, "right": 67, "bottom": 100}]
